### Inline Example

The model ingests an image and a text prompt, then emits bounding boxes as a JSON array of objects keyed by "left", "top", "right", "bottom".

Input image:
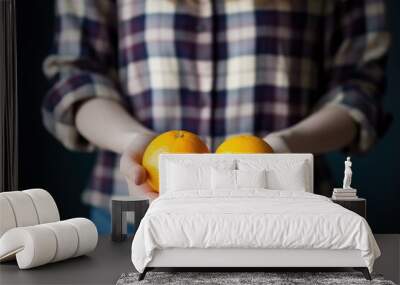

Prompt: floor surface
[{"left": 0, "top": 235, "right": 398, "bottom": 284}]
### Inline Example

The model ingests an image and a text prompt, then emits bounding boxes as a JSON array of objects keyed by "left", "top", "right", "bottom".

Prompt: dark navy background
[{"left": 17, "top": 1, "right": 400, "bottom": 232}]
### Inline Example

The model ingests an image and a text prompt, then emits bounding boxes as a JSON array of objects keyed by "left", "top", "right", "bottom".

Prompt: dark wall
[
  {"left": 17, "top": 1, "right": 399, "bottom": 232},
  {"left": 325, "top": 0, "right": 400, "bottom": 233},
  {"left": 16, "top": 1, "right": 94, "bottom": 219}
]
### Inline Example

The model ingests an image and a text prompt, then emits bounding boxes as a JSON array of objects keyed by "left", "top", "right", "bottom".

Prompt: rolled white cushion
[
  {"left": 0, "top": 226, "right": 57, "bottom": 269},
  {"left": 23, "top": 189, "right": 60, "bottom": 224},
  {"left": 42, "top": 221, "right": 79, "bottom": 262},
  {"left": 0, "top": 218, "right": 97, "bottom": 269},
  {"left": 0, "top": 191, "right": 39, "bottom": 227},
  {"left": 65, "top": 218, "right": 98, "bottom": 257},
  {"left": 0, "top": 196, "right": 17, "bottom": 237}
]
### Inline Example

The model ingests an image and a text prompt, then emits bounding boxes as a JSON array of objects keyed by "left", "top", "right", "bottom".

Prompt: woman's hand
[
  {"left": 264, "top": 131, "right": 291, "bottom": 153},
  {"left": 75, "top": 98, "right": 160, "bottom": 199},
  {"left": 119, "top": 133, "right": 159, "bottom": 200},
  {"left": 264, "top": 105, "right": 357, "bottom": 154}
]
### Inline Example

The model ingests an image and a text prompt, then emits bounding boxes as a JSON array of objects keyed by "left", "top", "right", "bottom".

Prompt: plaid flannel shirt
[{"left": 43, "top": 0, "right": 390, "bottom": 209}]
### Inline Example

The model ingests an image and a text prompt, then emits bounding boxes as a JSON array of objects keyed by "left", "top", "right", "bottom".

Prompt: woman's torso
[
  {"left": 85, "top": 0, "right": 332, "bottom": 208},
  {"left": 116, "top": 0, "right": 326, "bottom": 148}
]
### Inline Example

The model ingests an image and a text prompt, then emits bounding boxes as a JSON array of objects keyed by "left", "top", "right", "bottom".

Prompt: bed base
[
  {"left": 354, "top": 267, "right": 372, "bottom": 280},
  {"left": 138, "top": 248, "right": 372, "bottom": 281},
  {"left": 138, "top": 267, "right": 371, "bottom": 281}
]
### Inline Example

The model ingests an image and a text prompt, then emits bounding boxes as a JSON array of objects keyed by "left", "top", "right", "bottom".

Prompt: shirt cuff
[
  {"left": 315, "top": 87, "right": 378, "bottom": 153},
  {"left": 42, "top": 73, "right": 121, "bottom": 152}
]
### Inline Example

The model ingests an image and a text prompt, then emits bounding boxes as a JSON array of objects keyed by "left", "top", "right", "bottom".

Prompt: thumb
[
  {"left": 132, "top": 164, "right": 147, "bottom": 185},
  {"left": 120, "top": 154, "right": 148, "bottom": 185},
  {"left": 125, "top": 178, "right": 158, "bottom": 200},
  {"left": 264, "top": 132, "right": 291, "bottom": 153}
]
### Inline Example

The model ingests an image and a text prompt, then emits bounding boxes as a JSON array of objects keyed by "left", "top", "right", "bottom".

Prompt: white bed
[{"left": 131, "top": 154, "right": 380, "bottom": 280}]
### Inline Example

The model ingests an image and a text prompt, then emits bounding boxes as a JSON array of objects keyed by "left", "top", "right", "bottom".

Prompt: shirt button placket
[{"left": 196, "top": 0, "right": 213, "bottom": 146}]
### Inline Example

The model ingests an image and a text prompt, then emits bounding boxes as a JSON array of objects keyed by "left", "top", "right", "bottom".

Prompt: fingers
[
  {"left": 119, "top": 134, "right": 159, "bottom": 198},
  {"left": 131, "top": 163, "right": 147, "bottom": 185},
  {"left": 120, "top": 153, "right": 147, "bottom": 185},
  {"left": 120, "top": 156, "right": 159, "bottom": 199},
  {"left": 125, "top": 178, "right": 159, "bottom": 200}
]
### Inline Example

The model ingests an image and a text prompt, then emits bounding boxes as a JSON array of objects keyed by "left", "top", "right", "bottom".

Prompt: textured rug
[{"left": 117, "top": 272, "right": 396, "bottom": 285}]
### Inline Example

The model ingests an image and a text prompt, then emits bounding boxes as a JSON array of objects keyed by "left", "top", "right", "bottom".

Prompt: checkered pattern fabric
[{"left": 43, "top": 0, "right": 390, "bottom": 209}]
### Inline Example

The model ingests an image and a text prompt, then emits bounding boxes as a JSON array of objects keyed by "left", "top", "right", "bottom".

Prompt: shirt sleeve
[
  {"left": 317, "top": 0, "right": 391, "bottom": 153},
  {"left": 42, "top": 0, "right": 120, "bottom": 151}
]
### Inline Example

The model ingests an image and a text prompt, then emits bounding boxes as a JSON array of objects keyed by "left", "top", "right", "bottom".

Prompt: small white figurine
[
  {"left": 332, "top": 157, "right": 357, "bottom": 199},
  {"left": 342, "top": 157, "right": 353, "bottom": 189}
]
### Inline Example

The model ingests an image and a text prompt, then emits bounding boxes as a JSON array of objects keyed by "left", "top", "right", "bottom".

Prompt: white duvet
[{"left": 131, "top": 190, "right": 380, "bottom": 273}]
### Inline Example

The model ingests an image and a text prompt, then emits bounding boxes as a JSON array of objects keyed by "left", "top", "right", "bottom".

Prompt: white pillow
[
  {"left": 237, "top": 169, "right": 267, "bottom": 189},
  {"left": 167, "top": 162, "right": 210, "bottom": 191},
  {"left": 165, "top": 159, "right": 236, "bottom": 193},
  {"left": 211, "top": 168, "right": 267, "bottom": 190},
  {"left": 238, "top": 160, "right": 308, "bottom": 191},
  {"left": 211, "top": 168, "right": 236, "bottom": 190},
  {"left": 266, "top": 163, "right": 307, "bottom": 191}
]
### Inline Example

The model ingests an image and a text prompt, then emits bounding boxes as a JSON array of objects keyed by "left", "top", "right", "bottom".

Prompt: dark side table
[
  {"left": 331, "top": 198, "right": 366, "bottom": 219},
  {"left": 111, "top": 196, "right": 149, "bottom": 242}
]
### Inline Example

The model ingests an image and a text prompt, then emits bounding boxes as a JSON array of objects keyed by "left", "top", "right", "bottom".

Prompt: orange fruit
[
  {"left": 142, "top": 130, "right": 210, "bottom": 192},
  {"left": 216, "top": 134, "right": 273, "bottom": 154}
]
